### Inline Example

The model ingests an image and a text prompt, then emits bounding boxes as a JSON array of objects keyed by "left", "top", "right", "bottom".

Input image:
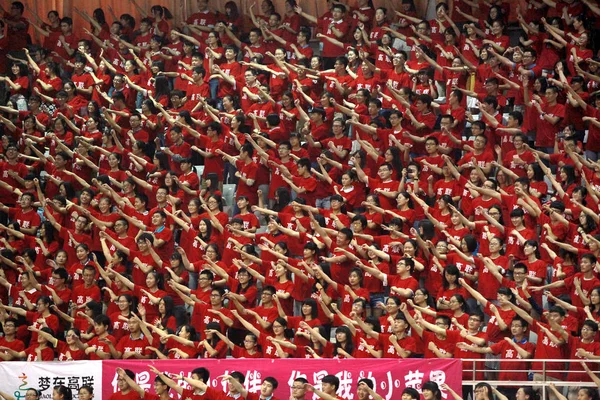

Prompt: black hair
[
  {"left": 53, "top": 385, "right": 72, "bottom": 400},
  {"left": 191, "top": 367, "right": 210, "bottom": 382},
  {"left": 422, "top": 381, "right": 442, "bottom": 400},
  {"left": 264, "top": 377, "right": 279, "bottom": 390},
  {"left": 322, "top": 374, "right": 340, "bottom": 391}
]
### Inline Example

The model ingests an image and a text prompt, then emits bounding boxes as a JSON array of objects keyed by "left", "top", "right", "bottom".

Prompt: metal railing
[{"left": 461, "top": 359, "right": 600, "bottom": 399}]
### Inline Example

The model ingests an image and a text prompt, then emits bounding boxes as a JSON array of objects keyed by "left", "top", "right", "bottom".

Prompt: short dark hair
[
  {"left": 264, "top": 377, "right": 278, "bottom": 389},
  {"left": 322, "top": 375, "right": 340, "bottom": 391},
  {"left": 191, "top": 367, "right": 210, "bottom": 382}
]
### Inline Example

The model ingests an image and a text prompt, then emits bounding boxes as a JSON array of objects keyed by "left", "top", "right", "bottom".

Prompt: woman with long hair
[
  {"left": 110, "top": 268, "right": 167, "bottom": 325},
  {"left": 157, "top": 324, "right": 199, "bottom": 359},
  {"left": 333, "top": 325, "right": 355, "bottom": 359},
  {"left": 199, "top": 322, "right": 229, "bottom": 359},
  {"left": 232, "top": 311, "right": 295, "bottom": 359},
  {"left": 298, "top": 324, "right": 334, "bottom": 358},
  {"left": 52, "top": 385, "right": 73, "bottom": 400},
  {"left": 0, "top": 62, "right": 29, "bottom": 110}
]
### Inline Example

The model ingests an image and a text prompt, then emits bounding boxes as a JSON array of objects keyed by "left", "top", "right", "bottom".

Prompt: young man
[
  {"left": 358, "top": 256, "right": 418, "bottom": 301},
  {"left": 457, "top": 316, "right": 535, "bottom": 387},
  {"left": 182, "top": 66, "right": 210, "bottom": 111},
  {"left": 44, "top": 209, "right": 92, "bottom": 266},
  {"left": 354, "top": 312, "right": 417, "bottom": 358},
  {"left": 71, "top": 55, "right": 95, "bottom": 97},
  {"left": 217, "top": 143, "right": 259, "bottom": 206},
  {"left": 246, "top": 377, "right": 279, "bottom": 400},
  {"left": 120, "top": 367, "right": 171, "bottom": 400},
  {"left": 457, "top": 134, "right": 494, "bottom": 177},
  {"left": 0, "top": 1, "right": 29, "bottom": 52},
  {"left": 533, "top": 253, "right": 600, "bottom": 308},
  {"left": 509, "top": 303, "right": 568, "bottom": 391},
  {"left": 164, "top": 127, "right": 192, "bottom": 174},
  {"left": 106, "top": 314, "right": 151, "bottom": 360},
  {"left": 0, "top": 144, "right": 29, "bottom": 206},
  {"left": 497, "top": 132, "right": 534, "bottom": 178},
  {"left": 299, "top": 4, "right": 349, "bottom": 67},
  {"left": 70, "top": 265, "right": 102, "bottom": 313},
  {"left": 281, "top": 158, "right": 317, "bottom": 207},
  {"left": 0, "top": 193, "right": 40, "bottom": 236},
  {"left": 307, "top": 375, "right": 346, "bottom": 400},
  {"left": 525, "top": 85, "right": 565, "bottom": 150},
  {"left": 109, "top": 368, "right": 140, "bottom": 400},
  {"left": 191, "top": 121, "right": 224, "bottom": 184},
  {"left": 290, "top": 378, "right": 309, "bottom": 400},
  {"left": 77, "top": 314, "right": 115, "bottom": 360},
  {"left": 0, "top": 318, "right": 25, "bottom": 361},
  {"left": 147, "top": 366, "right": 222, "bottom": 400},
  {"left": 354, "top": 162, "right": 400, "bottom": 211}
]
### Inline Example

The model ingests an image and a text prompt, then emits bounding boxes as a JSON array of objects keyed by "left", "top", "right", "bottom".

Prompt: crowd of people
[
  {"left": 1, "top": 0, "right": 600, "bottom": 397},
  {"left": 0, "top": 373, "right": 468, "bottom": 400}
]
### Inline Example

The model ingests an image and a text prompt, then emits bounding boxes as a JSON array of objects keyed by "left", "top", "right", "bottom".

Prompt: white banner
[{"left": 0, "top": 361, "right": 103, "bottom": 400}]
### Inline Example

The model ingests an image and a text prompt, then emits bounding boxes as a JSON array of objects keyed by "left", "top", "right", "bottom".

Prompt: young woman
[
  {"left": 150, "top": 324, "right": 199, "bottom": 359},
  {"left": 298, "top": 323, "right": 334, "bottom": 359},
  {"left": 263, "top": 260, "right": 294, "bottom": 315},
  {"left": 358, "top": 194, "right": 384, "bottom": 235},
  {"left": 66, "top": 244, "right": 93, "bottom": 288},
  {"left": 199, "top": 194, "right": 229, "bottom": 231},
  {"left": 378, "top": 296, "right": 400, "bottom": 333},
  {"left": 436, "top": 264, "right": 469, "bottom": 307},
  {"left": 155, "top": 296, "right": 178, "bottom": 333},
  {"left": 232, "top": 311, "right": 294, "bottom": 359},
  {"left": 191, "top": 322, "right": 225, "bottom": 359},
  {"left": 111, "top": 268, "right": 167, "bottom": 325},
  {"left": 77, "top": 386, "right": 93, "bottom": 400},
  {"left": 0, "top": 63, "right": 30, "bottom": 110},
  {"left": 108, "top": 294, "right": 135, "bottom": 342},
  {"left": 275, "top": 297, "right": 320, "bottom": 350},
  {"left": 52, "top": 327, "right": 87, "bottom": 361},
  {"left": 333, "top": 325, "right": 355, "bottom": 359}
]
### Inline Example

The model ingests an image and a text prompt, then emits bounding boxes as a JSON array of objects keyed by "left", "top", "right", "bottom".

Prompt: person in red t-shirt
[
  {"left": 109, "top": 368, "right": 144, "bottom": 400},
  {"left": 534, "top": 253, "right": 600, "bottom": 309},
  {"left": 217, "top": 143, "right": 259, "bottom": 206},
  {"left": 405, "top": 311, "right": 462, "bottom": 358},
  {"left": 525, "top": 84, "right": 564, "bottom": 149},
  {"left": 355, "top": 312, "right": 417, "bottom": 358},
  {"left": 0, "top": 318, "right": 25, "bottom": 361},
  {"left": 284, "top": 158, "right": 318, "bottom": 207},
  {"left": 359, "top": 256, "right": 419, "bottom": 301},
  {"left": 105, "top": 315, "right": 151, "bottom": 360},
  {"left": 459, "top": 316, "right": 535, "bottom": 385},
  {"left": 80, "top": 314, "right": 116, "bottom": 360},
  {"left": 306, "top": 375, "right": 347, "bottom": 400}
]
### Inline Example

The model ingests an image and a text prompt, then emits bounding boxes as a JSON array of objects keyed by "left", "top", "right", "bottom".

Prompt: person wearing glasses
[
  {"left": 290, "top": 378, "right": 309, "bottom": 400},
  {"left": 0, "top": 318, "right": 24, "bottom": 361},
  {"left": 0, "top": 388, "right": 40, "bottom": 400}
]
